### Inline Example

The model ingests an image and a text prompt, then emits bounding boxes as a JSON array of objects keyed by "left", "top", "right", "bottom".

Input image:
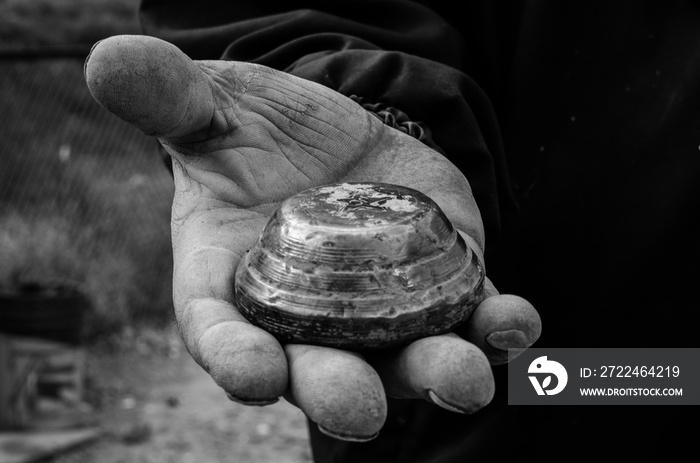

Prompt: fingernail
[
  {"left": 486, "top": 330, "right": 529, "bottom": 351},
  {"left": 317, "top": 424, "right": 379, "bottom": 442},
  {"left": 427, "top": 390, "right": 470, "bottom": 414},
  {"left": 84, "top": 40, "right": 103, "bottom": 76},
  {"left": 225, "top": 391, "right": 279, "bottom": 406}
]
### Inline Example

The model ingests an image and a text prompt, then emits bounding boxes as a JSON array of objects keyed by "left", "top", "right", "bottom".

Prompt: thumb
[{"left": 84, "top": 35, "right": 213, "bottom": 139}]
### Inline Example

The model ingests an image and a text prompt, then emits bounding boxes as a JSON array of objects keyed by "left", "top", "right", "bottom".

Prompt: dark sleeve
[{"left": 139, "top": 0, "right": 518, "bottom": 246}]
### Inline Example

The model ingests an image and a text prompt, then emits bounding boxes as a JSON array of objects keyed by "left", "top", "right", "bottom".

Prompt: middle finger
[{"left": 285, "top": 343, "right": 388, "bottom": 441}]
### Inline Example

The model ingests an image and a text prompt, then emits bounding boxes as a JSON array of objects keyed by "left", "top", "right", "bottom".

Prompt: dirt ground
[{"left": 44, "top": 327, "right": 314, "bottom": 463}]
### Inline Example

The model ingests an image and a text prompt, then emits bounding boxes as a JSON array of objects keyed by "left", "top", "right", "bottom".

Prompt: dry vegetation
[
  {"left": 0, "top": 0, "right": 142, "bottom": 47},
  {"left": 0, "top": 0, "right": 174, "bottom": 339}
]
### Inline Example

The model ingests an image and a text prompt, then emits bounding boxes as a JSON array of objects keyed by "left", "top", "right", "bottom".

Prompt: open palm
[{"left": 86, "top": 35, "right": 540, "bottom": 441}]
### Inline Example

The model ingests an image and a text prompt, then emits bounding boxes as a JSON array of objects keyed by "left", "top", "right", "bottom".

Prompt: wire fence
[{"left": 0, "top": 52, "right": 176, "bottom": 336}]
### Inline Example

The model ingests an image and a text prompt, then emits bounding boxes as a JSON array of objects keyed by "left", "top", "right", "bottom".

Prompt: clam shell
[{"left": 234, "top": 182, "right": 484, "bottom": 350}]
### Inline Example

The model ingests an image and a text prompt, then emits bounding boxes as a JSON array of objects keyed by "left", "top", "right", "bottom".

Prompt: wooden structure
[{"left": 0, "top": 334, "right": 85, "bottom": 431}]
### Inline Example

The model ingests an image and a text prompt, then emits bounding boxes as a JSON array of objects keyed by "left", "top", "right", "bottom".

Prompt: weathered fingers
[
  {"left": 367, "top": 334, "right": 495, "bottom": 414},
  {"left": 285, "top": 344, "right": 387, "bottom": 441},
  {"left": 457, "top": 278, "right": 542, "bottom": 365}
]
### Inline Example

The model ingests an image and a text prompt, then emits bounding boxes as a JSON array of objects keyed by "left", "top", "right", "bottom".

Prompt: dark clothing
[{"left": 140, "top": 1, "right": 700, "bottom": 461}]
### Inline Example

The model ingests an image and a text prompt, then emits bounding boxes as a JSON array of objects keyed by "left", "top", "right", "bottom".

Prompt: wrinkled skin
[{"left": 85, "top": 35, "right": 541, "bottom": 441}]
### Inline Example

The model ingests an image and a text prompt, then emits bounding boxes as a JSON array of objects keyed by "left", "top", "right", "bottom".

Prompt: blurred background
[{"left": 0, "top": 1, "right": 311, "bottom": 461}]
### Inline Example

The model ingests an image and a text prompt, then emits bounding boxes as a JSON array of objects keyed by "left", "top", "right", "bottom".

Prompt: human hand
[{"left": 85, "top": 35, "right": 541, "bottom": 441}]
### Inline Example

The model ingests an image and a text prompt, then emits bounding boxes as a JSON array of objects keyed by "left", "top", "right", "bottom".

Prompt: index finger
[{"left": 172, "top": 203, "right": 288, "bottom": 403}]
